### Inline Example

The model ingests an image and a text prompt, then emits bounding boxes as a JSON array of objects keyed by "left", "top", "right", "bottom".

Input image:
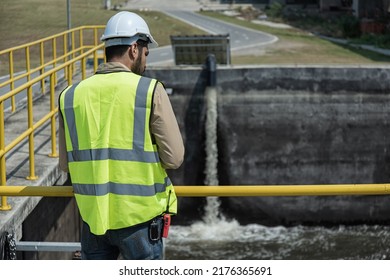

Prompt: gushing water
[{"left": 203, "top": 86, "right": 222, "bottom": 224}]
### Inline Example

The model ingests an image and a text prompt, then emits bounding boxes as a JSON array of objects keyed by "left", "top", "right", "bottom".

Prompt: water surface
[{"left": 165, "top": 216, "right": 390, "bottom": 260}]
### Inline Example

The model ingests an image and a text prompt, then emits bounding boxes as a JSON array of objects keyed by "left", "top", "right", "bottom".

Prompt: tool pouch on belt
[{"left": 149, "top": 218, "right": 162, "bottom": 241}]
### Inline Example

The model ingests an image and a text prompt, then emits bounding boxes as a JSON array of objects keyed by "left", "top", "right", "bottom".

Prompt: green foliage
[
  {"left": 265, "top": 2, "right": 284, "bottom": 19},
  {"left": 352, "top": 33, "right": 390, "bottom": 49},
  {"left": 337, "top": 15, "right": 361, "bottom": 38}
]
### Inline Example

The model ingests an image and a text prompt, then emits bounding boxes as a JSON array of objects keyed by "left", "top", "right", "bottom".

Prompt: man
[{"left": 58, "top": 11, "right": 184, "bottom": 260}]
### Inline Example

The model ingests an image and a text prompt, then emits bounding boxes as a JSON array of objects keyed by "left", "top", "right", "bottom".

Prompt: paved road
[
  {"left": 123, "top": 0, "right": 209, "bottom": 11},
  {"left": 147, "top": 10, "right": 277, "bottom": 65},
  {"left": 166, "top": 10, "right": 277, "bottom": 50}
]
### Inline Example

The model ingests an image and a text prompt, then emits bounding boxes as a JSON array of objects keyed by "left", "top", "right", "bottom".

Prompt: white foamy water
[{"left": 165, "top": 221, "right": 390, "bottom": 260}]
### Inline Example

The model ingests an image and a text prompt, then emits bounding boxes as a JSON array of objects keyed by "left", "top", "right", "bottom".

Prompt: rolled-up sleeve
[{"left": 150, "top": 83, "right": 184, "bottom": 169}]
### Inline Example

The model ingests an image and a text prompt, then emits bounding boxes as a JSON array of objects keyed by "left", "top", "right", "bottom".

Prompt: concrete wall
[
  {"left": 146, "top": 65, "right": 390, "bottom": 226},
  {"left": 216, "top": 66, "right": 390, "bottom": 186},
  {"left": 20, "top": 197, "right": 81, "bottom": 260}
]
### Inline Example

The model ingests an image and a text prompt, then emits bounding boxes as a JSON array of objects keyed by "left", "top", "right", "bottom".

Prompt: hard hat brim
[{"left": 102, "top": 34, "right": 158, "bottom": 48}]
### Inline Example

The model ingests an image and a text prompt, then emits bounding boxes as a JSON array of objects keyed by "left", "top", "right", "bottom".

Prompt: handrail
[
  {"left": 0, "top": 26, "right": 105, "bottom": 211},
  {"left": 2, "top": 183, "right": 390, "bottom": 255},
  {"left": 0, "top": 26, "right": 102, "bottom": 53},
  {"left": 0, "top": 25, "right": 105, "bottom": 111},
  {"left": 1, "top": 184, "right": 390, "bottom": 197},
  {"left": 0, "top": 45, "right": 95, "bottom": 90},
  {"left": 0, "top": 45, "right": 102, "bottom": 103}
]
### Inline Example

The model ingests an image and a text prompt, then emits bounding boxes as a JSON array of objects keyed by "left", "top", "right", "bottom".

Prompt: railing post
[
  {"left": 81, "top": 57, "right": 86, "bottom": 80},
  {"left": 40, "top": 42, "right": 45, "bottom": 94},
  {"left": 93, "top": 50, "right": 98, "bottom": 72},
  {"left": 26, "top": 85, "right": 37, "bottom": 181},
  {"left": 52, "top": 38, "right": 57, "bottom": 85},
  {"left": 25, "top": 46, "right": 30, "bottom": 82},
  {"left": 9, "top": 51, "right": 16, "bottom": 112},
  {"left": 79, "top": 29, "right": 84, "bottom": 54},
  {"left": 63, "top": 34, "right": 68, "bottom": 81},
  {"left": 72, "top": 31, "right": 76, "bottom": 74},
  {"left": 48, "top": 74, "right": 58, "bottom": 158},
  {"left": 80, "top": 29, "right": 85, "bottom": 77},
  {"left": 67, "top": 63, "right": 73, "bottom": 85},
  {"left": 94, "top": 28, "right": 98, "bottom": 47},
  {"left": 24, "top": 46, "right": 38, "bottom": 181},
  {"left": 0, "top": 101, "right": 11, "bottom": 210}
]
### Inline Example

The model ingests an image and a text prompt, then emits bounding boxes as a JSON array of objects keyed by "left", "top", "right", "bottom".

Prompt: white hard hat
[{"left": 101, "top": 11, "right": 158, "bottom": 48}]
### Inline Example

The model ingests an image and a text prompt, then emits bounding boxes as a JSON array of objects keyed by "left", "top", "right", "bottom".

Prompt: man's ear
[{"left": 128, "top": 44, "right": 138, "bottom": 59}]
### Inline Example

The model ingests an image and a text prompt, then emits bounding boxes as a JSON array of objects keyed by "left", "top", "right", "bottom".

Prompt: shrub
[
  {"left": 266, "top": 2, "right": 284, "bottom": 19},
  {"left": 338, "top": 15, "right": 361, "bottom": 38}
]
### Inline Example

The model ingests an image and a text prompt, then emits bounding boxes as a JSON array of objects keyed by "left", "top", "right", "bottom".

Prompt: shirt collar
[{"left": 96, "top": 62, "right": 131, "bottom": 74}]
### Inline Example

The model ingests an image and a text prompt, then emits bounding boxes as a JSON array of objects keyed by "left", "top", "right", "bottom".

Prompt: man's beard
[{"left": 131, "top": 53, "right": 144, "bottom": 75}]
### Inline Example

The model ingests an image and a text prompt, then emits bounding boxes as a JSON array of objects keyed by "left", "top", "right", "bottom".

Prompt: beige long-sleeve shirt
[{"left": 58, "top": 62, "right": 184, "bottom": 172}]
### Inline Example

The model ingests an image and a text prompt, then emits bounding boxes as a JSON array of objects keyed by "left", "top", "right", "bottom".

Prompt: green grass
[
  {"left": 0, "top": 0, "right": 204, "bottom": 75},
  {"left": 0, "top": 0, "right": 203, "bottom": 50},
  {"left": 200, "top": 11, "right": 390, "bottom": 65}
]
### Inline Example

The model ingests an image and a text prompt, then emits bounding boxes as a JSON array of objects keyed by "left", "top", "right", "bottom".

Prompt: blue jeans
[{"left": 81, "top": 218, "right": 163, "bottom": 260}]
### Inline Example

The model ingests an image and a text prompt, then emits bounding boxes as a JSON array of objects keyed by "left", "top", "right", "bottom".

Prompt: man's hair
[
  {"left": 105, "top": 41, "right": 147, "bottom": 61},
  {"left": 105, "top": 45, "right": 129, "bottom": 61}
]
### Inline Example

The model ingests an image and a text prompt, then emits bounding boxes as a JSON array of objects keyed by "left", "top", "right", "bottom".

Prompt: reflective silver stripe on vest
[
  {"left": 133, "top": 77, "right": 150, "bottom": 148},
  {"left": 73, "top": 177, "right": 172, "bottom": 196},
  {"left": 67, "top": 147, "right": 159, "bottom": 163},
  {"left": 63, "top": 83, "right": 80, "bottom": 150},
  {"left": 64, "top": 76, "right": 159, "bottom": 163}
]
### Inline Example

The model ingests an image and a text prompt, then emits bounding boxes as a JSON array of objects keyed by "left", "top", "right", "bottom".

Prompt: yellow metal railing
[
  {"left": 1, "top": 184, "right": 390, "bottom": 197},
  {"left": 0, "top": 26, "right": 105, "bottom": 210},
  {"left": 0, "top": 25, "right": 105, "bottom": 110}
]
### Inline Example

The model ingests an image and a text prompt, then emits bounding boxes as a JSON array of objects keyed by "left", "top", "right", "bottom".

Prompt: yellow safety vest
[{"left": 59, "top": 72, "right": 177, "bottom": 235}]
